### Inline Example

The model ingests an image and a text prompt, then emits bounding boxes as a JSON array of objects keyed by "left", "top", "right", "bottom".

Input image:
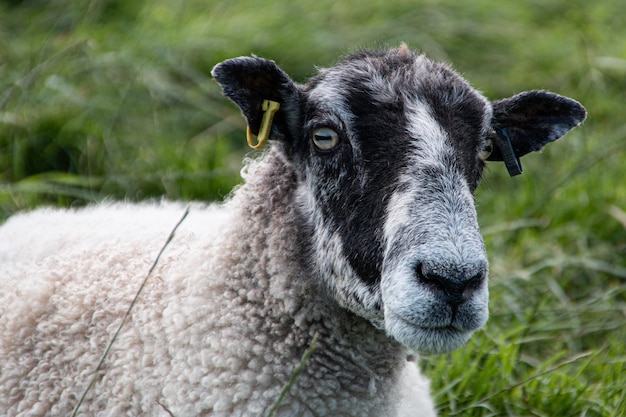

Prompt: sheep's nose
[{"left": 416, "top": 260, "right": 487, "bottom": 307}]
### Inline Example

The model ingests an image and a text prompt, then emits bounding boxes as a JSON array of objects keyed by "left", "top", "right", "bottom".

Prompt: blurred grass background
[{"left": 1, "top": 0, "right": 624, "bottom": 415}]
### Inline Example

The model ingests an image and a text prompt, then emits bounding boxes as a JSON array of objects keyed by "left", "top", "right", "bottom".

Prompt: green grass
[{"left": 1, "top": 0, "right": 625, "bottom": 415}]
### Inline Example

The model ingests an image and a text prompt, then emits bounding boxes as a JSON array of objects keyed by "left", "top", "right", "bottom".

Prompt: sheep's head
[{"left": 212, "top": 46, "right": 586, "bottom": 354}]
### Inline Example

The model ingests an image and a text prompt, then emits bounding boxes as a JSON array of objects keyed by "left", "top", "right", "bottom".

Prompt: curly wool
[{"left": 0, "top": 150, "right": 435, "bottom": 417}]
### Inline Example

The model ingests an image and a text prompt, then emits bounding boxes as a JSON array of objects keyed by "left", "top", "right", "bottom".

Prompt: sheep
[{"left": 0, "top": 45, "right": 586, "bottom": 417}]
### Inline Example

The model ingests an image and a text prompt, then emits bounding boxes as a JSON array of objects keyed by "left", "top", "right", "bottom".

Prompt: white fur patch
[{"left": 405, "top": 99, "right": 451, "bottom": 167}]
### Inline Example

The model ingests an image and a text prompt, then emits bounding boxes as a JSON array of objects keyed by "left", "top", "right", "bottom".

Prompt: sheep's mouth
[
  {"left": 384, "top": 311, "right": 477, "bottom": 354},
  {"left": 412, "top": 326, "right": 474, "bottom": 354}
]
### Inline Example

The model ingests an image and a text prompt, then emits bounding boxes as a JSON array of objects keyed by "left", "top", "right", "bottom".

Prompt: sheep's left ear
[
  {"left": 487, "top": 90, "right": 587, "bottom": 176},
  {"left": 211, "top": 56, "right": 301, "bottom": 144}
]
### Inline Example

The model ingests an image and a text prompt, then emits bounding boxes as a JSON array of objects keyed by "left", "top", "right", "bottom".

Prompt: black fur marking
[{"left": 341, "top": 87, "right": 410, "bottom": 286}]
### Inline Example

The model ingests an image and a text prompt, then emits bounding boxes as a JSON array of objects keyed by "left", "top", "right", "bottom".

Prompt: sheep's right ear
[
  {"left": 211, "top": 57, "right": 301, "bottom": 144},
  {"left": 487, "top": 90, "right": 587, "bottom": 176}
]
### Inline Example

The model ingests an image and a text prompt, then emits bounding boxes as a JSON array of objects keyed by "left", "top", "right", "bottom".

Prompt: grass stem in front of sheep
[
  {"left": 71, "top": 207, "right": 190, "bottom": 417},
  {"left": 266, "top": 332, "right": 320, "bottom": 417}
]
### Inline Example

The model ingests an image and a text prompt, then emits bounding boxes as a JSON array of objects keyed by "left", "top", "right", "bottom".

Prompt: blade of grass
[
  {"left": 266, "top": 332, "right": 319, "bottom": 417},
  {"left": 71, "top": 207, "right": 190, "bottom": 416},
  {"left": 456, "top": 350, "right": 595, "bottom": 414}
]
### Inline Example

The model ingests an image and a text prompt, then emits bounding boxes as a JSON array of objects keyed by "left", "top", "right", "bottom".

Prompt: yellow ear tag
[{"left": 246, "top": 99, "right": 280, "bottom": 150}]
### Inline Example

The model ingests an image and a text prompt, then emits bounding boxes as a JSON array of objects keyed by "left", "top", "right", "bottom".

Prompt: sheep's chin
[{"left": 384, "top": 312, "right": 474, "bottom": 354}]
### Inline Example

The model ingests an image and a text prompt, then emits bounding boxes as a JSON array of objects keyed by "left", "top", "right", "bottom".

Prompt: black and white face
[
  {"left": 293, "top": 50, "right": 492, "bottom": 353},
  {"left": 212, "top": 45, "right": 585, "bottom": 355}
]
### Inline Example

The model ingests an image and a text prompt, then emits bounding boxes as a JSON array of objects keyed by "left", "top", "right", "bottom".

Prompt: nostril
[
  {"left": 416, "top": 263, "right": 461, "bottom": 297},
  {"left": 465, "top": 272, "right": 485, "bottom": 294},
  {"left": 418, "top": 269, "right": 448, "bottom": 291}
]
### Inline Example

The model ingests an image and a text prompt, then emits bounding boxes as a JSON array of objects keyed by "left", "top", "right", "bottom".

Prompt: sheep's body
[
  {"left": 0, "top": 154, "right": 433, "bottom": 416},
  {"left": 0, "top": 46, "right": 585, "bottom": 416}
]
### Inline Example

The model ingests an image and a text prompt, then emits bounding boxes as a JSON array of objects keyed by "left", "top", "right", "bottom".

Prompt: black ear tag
[{"left": 495, "top": 128, "right": 523, "bottom": 176}]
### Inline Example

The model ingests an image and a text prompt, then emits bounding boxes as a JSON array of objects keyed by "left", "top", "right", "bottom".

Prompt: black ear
[
  {"left": 211, "top": 56, "right": 301, "bottom": 143},
  {"left": 487, "top": 90, "right": 587, "bottom": 175}
]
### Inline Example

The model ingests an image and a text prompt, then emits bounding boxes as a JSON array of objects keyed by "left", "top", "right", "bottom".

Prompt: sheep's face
[
  {"left": 212, "top": 47, "right": 586, "bottom": 354},
  {"left": 294, "top": 51, "right": 491, "bottom": 354}
]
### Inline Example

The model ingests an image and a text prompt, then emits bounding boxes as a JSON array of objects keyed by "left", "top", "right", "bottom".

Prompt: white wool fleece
[{"left": 0, "top": 152, "right": 436, "bottom": 417}]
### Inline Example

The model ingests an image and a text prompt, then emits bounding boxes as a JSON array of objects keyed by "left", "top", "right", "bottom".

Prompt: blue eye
[{"left": 312, "top": 127, "right": 340, "bottom": 150}]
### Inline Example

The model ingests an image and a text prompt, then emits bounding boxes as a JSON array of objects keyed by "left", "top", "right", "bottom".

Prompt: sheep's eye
[
  {"left": 478, "top": 138, "right": 493, "bottom": 161},
  {"left": 312, "top": 127, "right": 340, "bottom": 150}
]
